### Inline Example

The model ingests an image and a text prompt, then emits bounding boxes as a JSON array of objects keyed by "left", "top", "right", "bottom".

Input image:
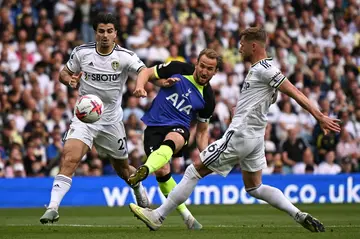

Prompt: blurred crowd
[{"left": 0, "top": 0, "right": 359, "bottom": 178}]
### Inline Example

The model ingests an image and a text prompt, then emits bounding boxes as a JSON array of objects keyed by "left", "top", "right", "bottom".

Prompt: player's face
[
  {"left": 239, "top": 37, "right": 253, "bottom": 61},
  {"left": 95, "top": 23, "right": 117, "bottom": 48},
  {"left": 195, "top": 55, "right": 218, "bottom": 85}
]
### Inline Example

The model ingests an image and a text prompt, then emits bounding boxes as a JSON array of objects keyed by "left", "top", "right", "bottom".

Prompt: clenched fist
[{"left": 69, "top": 72, "right": 83, "bottom": 88}]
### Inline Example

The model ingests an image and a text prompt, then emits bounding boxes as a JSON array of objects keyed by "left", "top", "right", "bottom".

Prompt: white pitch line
[
  {"left": 5, "top": 224, "right": 133, "bottom": 228},
  {"left": 214, "top": 225, "right": 360, "bottom": 228},
  {"left": 4, "top": 224, "right": 360, "bottom": 228}
]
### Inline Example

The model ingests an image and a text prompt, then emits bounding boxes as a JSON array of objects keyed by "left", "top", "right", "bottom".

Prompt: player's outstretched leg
[
  {"left": 295, "top": 212, "right": 325, "bottom": 232},
  {"left": 40, "top": 139, "right": 88, "bottom": 224},
  {"left": 129, "top": 203, "right": 163, "bottom": 231},
  {"left": 132, "top": 182, "right": 150, "bottom": 208},
  {"left": 156, "top": 166, "right": 202, "bottom": 230},
  {"left": 110, "top": 158, "right": 150, "bottom": 208},
  {"left": 40, "top": 208, "right": 59, "bottom": 224},
  {"left": 128, "top": 165, "right": 149, "bottom": 186},
  {"left": 130, "top": 164, "right": 210, "bottom": 230},
  {"left": 129, "top": 139, "right": 177, "bottom": 186},
  {"left": 243, "top": 170, "right": 325, "bottom": 232}
]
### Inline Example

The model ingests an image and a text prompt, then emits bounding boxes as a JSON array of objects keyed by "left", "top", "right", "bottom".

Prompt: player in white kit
[
  {"left": 40, "top": 13, "right": 150, "bottom": 224},
  {"left": 129, "top": 27, "right": 341, "bottom": 232}
]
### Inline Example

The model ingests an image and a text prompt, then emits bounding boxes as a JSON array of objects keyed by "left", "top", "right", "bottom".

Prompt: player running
[
  {"left": 40, "top": 13, "right": 150, "bottom": 224},
  {"left": 129, "top": 27, "right": 341, "bottom": 232},
  {"left": 128, "top": 49, "right": 220, "bottom": 229}
]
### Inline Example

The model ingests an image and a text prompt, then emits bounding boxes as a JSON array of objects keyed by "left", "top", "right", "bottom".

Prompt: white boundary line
[{"left": 3, "top": 224, "right": 360, "bottom": 228}]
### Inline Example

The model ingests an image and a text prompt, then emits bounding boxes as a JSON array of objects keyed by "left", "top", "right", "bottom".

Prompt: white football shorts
[
  {"left": 64, "top": 119, "right": 128, "bottom": 160},
  {"left": 200, "top": 130, "right": 266, "bottom": 176}
]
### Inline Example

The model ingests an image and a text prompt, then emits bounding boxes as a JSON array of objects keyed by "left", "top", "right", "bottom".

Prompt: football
[{"left": 75, "top": 94, "right": 104, "bottom": 123}]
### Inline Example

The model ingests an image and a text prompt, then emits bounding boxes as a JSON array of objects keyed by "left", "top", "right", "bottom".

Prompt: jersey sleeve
[
  {"left": 127, "top": 53, "right": 146, "bottom": 73},
  {"left": 262, "top": 65, "right": 287, "bottom": 89},
  {"left": 66, "top": 48, "right": 81, "bottom": 73},
  {"left": 197, "top": 84, "right": 215, "bottom": 123},
  {"left": 154, "top": 61, "right": 195, "bottom": 79}
]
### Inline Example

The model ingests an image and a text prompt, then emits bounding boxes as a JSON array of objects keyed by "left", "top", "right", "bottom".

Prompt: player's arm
[
  {"left": 195, "top": 121, "right": 209, "bottom": 152},
  {"left": 60, "top": 48, "right": 82, "bottom": 88},
  {"left": 278, "top": 80, "right": 323, "bottom": 121},
  {"left": 134, "top": 67, "right": 169, "bottom": 93},
  {"left": 196, "top": 84, "right": 216, "bottom": 152},
  {"left": 59, "top": 66, "right": 73, "bottom": 85},
  {"left": 133, "top": 67, "right": 174, "bottom": 96},
  {"left": 134, "top": 67, "right": 153, "bottom": 94},
  {"left": 264, "top": 66, "right": 340, "bottom": 134},
  {"left": 277, "top": 78, "right": 341, "bottom": 134},
  {"left": 265, "top": 68, "right": 320, "bottom": 119},
  {"left": 134, "top": 61, "right": 194, "bottom": 97}
]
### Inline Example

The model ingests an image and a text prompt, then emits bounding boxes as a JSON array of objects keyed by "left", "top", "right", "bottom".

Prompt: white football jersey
[
  {"left": 229, "top": 58, "right": 286, "bottom": 137},
  {"left": 66, "top": 43, "right": 145, "bottom": 125}
]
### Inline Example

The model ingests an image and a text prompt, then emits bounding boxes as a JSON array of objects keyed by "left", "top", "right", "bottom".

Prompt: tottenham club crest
[
  {"left": 111, "top": 61, "right": 120, "bottom": 70},
  {"left": 172, "top": 128, "right": 185, "bottom": 134}
]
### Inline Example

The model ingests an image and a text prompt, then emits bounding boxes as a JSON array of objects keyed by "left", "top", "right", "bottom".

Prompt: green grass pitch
[{"left": 0, "top": 204, "right": 359, "bottom": 239}]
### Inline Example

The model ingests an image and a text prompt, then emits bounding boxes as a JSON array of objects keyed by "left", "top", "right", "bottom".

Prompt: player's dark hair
[
  {"left": 93, "top": 12, "right": 118, "bottom": 31},
  {"left": 197, "top": 48, "right": 222, "bottom": 69},
  {"left": 239, "top": 27, "right": 267, "bottom": 44}
]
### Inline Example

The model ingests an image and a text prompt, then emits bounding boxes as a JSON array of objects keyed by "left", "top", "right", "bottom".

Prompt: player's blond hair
[
  {"left": 197, "top": 48, "right": 222, "bottom": 69},
  {"left": 239, "top": 27, "right": 267, "bottom": 45}
]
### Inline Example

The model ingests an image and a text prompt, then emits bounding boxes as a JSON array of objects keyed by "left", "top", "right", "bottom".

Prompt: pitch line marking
[{"left": 4, "top": 224, "right": 360, "bottom": 228}]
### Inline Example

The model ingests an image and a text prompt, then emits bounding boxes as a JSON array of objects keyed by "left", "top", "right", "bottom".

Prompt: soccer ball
[{"left": 75, "top": 94, "right": 104, "bottom": 123}]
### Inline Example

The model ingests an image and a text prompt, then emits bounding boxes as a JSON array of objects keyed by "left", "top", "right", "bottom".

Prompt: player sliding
[
  {"left": 129, "top": 27, "right": 341, "bottom": 232},
  {"left": 40, "top": 13, "right": 151, "bottom": 223},
  {"left": 128, "top": 49, "right": 220, "bottom": 229}
]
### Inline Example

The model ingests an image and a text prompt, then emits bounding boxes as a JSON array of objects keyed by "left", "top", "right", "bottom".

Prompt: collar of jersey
[
  {"left": 96, "top": 43, "right": 116, "bottom": 56},
  {"left": 251, "top": 57, "right": 273, "bottom": 67},
  {"left": 183, "top": 75, "right": 204, "bottom": 96}
]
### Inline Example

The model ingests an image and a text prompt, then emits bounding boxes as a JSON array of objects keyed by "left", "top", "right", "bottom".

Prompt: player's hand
[
  {"left": 319, "top": 115, "right": 341, "bottom": 135},
  {"left": 69, "top": 72, "right": 82, "bottom": 88},
  {"left": 133, "top": 87, "right": 147, "bottom": 98},
  {"left": 162, "top": 77, "right": 180, "bottom": 87}
]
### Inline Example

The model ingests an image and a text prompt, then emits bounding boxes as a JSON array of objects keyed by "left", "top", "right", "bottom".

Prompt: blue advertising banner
[{"left": 0, "top": 174, "right": 359, "bottom": 208}]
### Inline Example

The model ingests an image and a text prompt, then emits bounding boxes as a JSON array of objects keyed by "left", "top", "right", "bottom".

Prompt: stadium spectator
[
  {"left": 281, "top": 128, "right": 308, "bottom": 170},
  {"left": 317, "top": 150, "right": 341, "bottom": 174},
  {"left": 165, "top": 44, "right": 186, "bottom": 63},
  {"left": 276, "top": 101, "right": 300, "bottom": 141},
  {"left": 293, "top": 148, "right": 318, "bottom": 174},
  {"left": 123, "top": 96, "right": 144, "bottom": 122},
  {"left": 336, "top": 128, "right": 358, "bottom": 160}
]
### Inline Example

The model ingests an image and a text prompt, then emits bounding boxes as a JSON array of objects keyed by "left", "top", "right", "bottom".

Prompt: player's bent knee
[
  {"left": 193, "top": 162, "right": 212, "bottom": 177},
  {"left": 162, "top": 140, "right": 176, "bottom": 152},
  {"left": 155, "top": 164, "right": 171, "bottom": 177},
  {"left": 63, "top": 139, "right": 89, "bottom": 159},
  {"left": 246, "top": 184, "right": 262, "bottom": 198},
  {"left": 60, "top": 139, "right": 89, "bottom": 172},
  {"left": 242, "top": 170, "right": 263, "bottom": 189},
  {"left": 156, "top": 172, "right": 172, "bottom": 182},
  {"left": 164, "top": 132, "right": 185, "bottom": 152},
  {"left": 193, "top": 160, "right": 205, "bottom": 169}
]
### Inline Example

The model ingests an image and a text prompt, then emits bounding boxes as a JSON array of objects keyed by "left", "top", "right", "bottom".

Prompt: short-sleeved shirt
[
  {"left": 230, "top": 58, "right": 287, "bottom": 137},
  {"left": 66, "top": 42, "right": 145, "bottom": 124},
  {"left": 141, "top": 61, "right": 215, "bottom": 129}
]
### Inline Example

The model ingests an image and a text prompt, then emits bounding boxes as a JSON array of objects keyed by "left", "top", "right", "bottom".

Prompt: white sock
[
  {"left": 155, "top": 164, "right": 201, "bottom": 218},
  {"left": 177, "top": 207, "right": 192, "bottom": 221},
  {"left": 48, "top": 174, "right": 72, "bottom": 210},
  {"left": 132, "top": 182, "right": 144, "bottom": 198},
  {"left": 247, "top": 184, "right": 300, "bottom": 218}
]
